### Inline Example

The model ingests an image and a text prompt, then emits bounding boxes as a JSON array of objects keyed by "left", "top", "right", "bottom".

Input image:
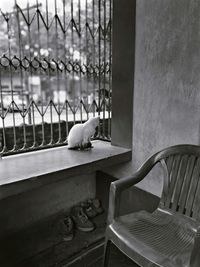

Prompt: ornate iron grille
[{"left": 0, "top": 0, "right": 112, "bottom": 156}]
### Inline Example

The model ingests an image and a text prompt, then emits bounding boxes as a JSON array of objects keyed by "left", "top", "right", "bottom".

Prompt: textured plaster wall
[{"left": 133, "top": 0, "right": 200, "bottom": 195}]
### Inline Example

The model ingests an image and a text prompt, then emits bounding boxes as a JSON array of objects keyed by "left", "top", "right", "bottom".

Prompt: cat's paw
[
  {"left": 86, "top": 142, "right": 93, "bottom": 149},
  {"left": 80, "top": 142, "right": 93, "bottom": 150},
  {"left": 67, "top": 145, "right": 80, "bottom": 150}
]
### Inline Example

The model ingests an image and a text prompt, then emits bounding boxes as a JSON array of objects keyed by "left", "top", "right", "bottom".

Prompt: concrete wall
[
  {"left": 133, "top": 0, "right": 200, "bottom": 195},
  {"left": 0, "top": 173, "right": 96, "bottom": 235},
  {"left": 111, "top": 0, "right": 135, "bottom": 149}
]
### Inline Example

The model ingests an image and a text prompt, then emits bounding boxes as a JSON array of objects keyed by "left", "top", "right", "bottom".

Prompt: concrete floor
[{"left": 91, "top": 244, "right": 139, "bottom": 267}]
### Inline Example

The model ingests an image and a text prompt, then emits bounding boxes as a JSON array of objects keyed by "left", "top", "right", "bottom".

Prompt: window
[{"left": 0, "top": 0, "right": 112, "bottom": 156}]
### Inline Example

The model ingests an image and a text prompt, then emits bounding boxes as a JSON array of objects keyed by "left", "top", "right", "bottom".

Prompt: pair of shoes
[
  {"left": 58, "top": 216, "right": 74, "bottom": 241},
  {"left": 71, "top": 206, "right": 95, "bottom": 232},
  {"left": 61, "top": 198, "right": 104, "bottom": 236},
  {"left": 81, "top": 198, "right": 104, "bottom": 219}
]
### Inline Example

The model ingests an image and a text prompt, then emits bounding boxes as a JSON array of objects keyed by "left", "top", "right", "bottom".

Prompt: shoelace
[
  {"left": 64, "top": 218, "right": 72, "bottom": 229},
  {"left": 87, "top": 207, "right": 92, "bottom": 211},
  {"left": 78, "top": 210, "right": 88, "bottom": 223}
]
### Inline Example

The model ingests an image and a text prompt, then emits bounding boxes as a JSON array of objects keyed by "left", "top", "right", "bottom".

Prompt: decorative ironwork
[{"left": 0, "top": 0, "right": 112, "bottom": 156}]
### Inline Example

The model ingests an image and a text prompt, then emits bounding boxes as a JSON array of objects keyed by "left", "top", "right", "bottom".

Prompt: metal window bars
[{"left": 0, "top": 0, "right": 112, "bottom": 156}]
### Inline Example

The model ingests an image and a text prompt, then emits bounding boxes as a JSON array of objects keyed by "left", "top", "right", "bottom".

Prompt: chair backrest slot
[
  {"left": 159, "top": 159, "right": 170, "bottom": 207},
  {"left": 185, "top": 157, "right": 200, "bottom": 218},
  {"left": 178, "top": 155, "right": 196, "bottom": 214},
  {"left": 171, "top": 155, "right": 188, "bottom": 211},
  {"left": 165, "top": 156, "right": 174, "bottom": 176},
  {"left": 165, "top": 155, "right": 182, "bottom": 208},
  {"left": 190, "top": 164, "right": 200, "bottom": 220}
]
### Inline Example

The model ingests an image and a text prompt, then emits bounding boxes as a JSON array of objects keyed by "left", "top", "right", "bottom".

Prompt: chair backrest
[{"left": 155, "top": 145, "right": 200, "bottom": 221}]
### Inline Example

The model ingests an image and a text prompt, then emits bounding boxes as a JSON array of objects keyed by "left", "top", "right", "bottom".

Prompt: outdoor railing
[{"left": 0, "top": 0, "right": 112, "bottom": 156}]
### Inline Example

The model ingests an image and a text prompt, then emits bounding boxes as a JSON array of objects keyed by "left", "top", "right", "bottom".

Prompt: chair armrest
[
  {"left": 190, "top": 226, "right": 200, "bottom": 267},
  {"left": 107, "top": 155, "right": 156, "bottom": 224}
]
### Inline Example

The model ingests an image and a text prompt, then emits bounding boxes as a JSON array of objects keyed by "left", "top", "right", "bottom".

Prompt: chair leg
[{"left": 102, "top": 239, "right": 111, "bottom": 267}]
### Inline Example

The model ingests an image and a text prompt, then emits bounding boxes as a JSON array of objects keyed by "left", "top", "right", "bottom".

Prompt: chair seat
[{"left": 108, "top": 208, "right": 199, "bottom": 267}]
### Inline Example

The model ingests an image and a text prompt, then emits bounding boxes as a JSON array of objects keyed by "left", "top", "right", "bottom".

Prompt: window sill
[{"left": 0, "top": 140, "right": 131, "bottom": 200}]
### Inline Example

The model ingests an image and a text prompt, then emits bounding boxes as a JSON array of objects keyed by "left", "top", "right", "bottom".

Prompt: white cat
[{"left": 67, "top": 117, "right": 99, "bottom": 149}]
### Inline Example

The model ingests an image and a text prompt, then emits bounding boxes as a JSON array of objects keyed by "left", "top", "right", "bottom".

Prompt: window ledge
[{"left": 0, "top": 140, "right": 131, "bottom": 200}]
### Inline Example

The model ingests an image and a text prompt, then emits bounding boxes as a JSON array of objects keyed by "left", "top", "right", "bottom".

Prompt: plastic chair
[{"left": 103, "top": 145, "right": 200, "bottom": 267}]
